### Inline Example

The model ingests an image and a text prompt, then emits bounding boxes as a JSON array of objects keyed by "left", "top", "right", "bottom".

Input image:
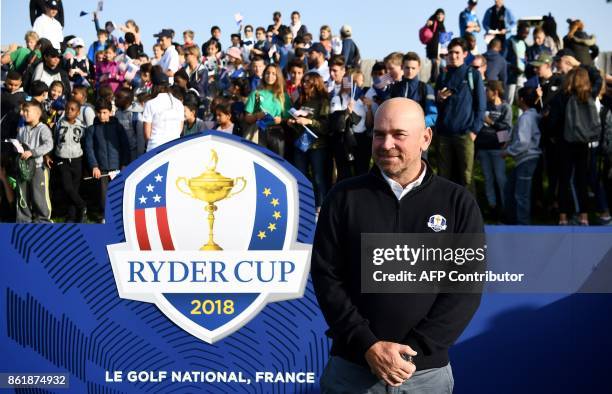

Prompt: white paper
[
  {"left": 496, "top": 130, "right": 511, "bottom": 143},
  {"left": 8, "top": 139, "right": 24, "bottom": 153}
]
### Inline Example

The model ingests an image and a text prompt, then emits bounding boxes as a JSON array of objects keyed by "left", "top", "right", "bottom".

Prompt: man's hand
[
  {"left": 437, "top": 88, "right": 452, "bottom": 102},
  {"left": 92, "top": 167, "right": 102, "bottom": 179},
  {"left": 20, "top": 150, "right": 33, "bottom": 160},
  {"left": 365, "top": 341, "right": 417, "bottom": 387},
  {"left": 44, "top": 155, "right": 53, "bottom": 168},
  {"left": 469, "top": 132, "right": 477, "bottom": 142},
  {"left": 273, "top": 116, "right": 282, "bottom": 125}
]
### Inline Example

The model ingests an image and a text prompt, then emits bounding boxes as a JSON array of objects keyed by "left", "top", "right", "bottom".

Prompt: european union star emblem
[{"left": 249, "top": 164, "right": 288, "bottom": 250}]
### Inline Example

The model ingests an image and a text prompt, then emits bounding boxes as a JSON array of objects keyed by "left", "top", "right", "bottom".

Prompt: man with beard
[
  {"left": 307, "top": 43, "right": 330, "bottom": 82},
  {"left": 312, "top": 98, "right": 483, "bottom": 392}
]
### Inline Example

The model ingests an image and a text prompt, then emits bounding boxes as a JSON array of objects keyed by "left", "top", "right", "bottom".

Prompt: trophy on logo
[{"left": 176, "top": 149, "right": 246, "bottom": 250}]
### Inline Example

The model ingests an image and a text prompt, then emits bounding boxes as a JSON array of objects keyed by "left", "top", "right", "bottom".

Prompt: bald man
[{"left": 312, "top": 98, "right": 483, "bottom": 393}]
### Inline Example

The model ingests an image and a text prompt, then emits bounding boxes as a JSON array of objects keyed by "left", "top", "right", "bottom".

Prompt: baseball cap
[
  {"left": 46, "top": 0, "right": 60, "bottom": 10},
  {"left": 154, "top": 29, "right": 174, "bottom": 39},
  {"left": 530, "top": 53, "right": 553, "bottom": 66},
  {"left": 554, "top": 48, "right": 576, "bottom": 61},
  {"left": 69, "top": 37, "right": 85, "bottom": 48},
  {"left": 468, "top": 0, "right": 478, "bottom": 4},
  {"left": 340, "top": 25, "right": 352, "bottom": 36},
  {"left": 226, "top": 47, "right": 243, "bottom": 61},
  {"left": 308, "top": 42, "right": 326, "bottom": 54},
  {"left": 43, "top": 47, "right": 61, "bottom": 58}
]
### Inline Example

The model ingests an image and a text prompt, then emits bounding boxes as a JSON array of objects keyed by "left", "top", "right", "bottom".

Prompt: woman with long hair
[
  {"left": 555, "top": 67, "right": 601, "bottom": 225},
  {"left": 287, "top": 72, "right": 331, "bottom": 210},
  {"left": 425, "top": 8, "right": 446, "bottom": 83},
  {"left": 319, "top": 25, "right": 332, "bottom": 59},
  {"left": 563, "top": 19, "right": 599, "bottom": 66},
  {"left": 244, "top": 63, "right": 291, "bottom": 156}
]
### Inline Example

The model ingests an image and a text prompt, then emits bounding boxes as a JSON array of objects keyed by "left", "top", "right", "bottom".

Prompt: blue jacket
[
  {"left": 435, "top": 64, "right": 486, "bottom": 135},
  {"left": 388, "top": 78, "right": 438, "bottom": 128},
  {"left": 340, "top": 38, "right": 359, "bottom": 68},
  {"left": 459, "top": 8, "right": 481, "bottom": 38},
  {"left": 84, "top": 116, "right": 130, "bottom": 170},
  {"left": 483, "top": 50, "right": 508, "bottom": 88},
  {"left": 87, "top": 41, "right": 107, "bottom": 63},
  {"left": 505, "top": 108, "right": 541, "bottom": 165}
]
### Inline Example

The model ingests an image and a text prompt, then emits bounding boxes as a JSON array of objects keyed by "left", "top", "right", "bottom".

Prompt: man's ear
[{"left": 422, "top": 127, "right": 433, "bottom": 151}]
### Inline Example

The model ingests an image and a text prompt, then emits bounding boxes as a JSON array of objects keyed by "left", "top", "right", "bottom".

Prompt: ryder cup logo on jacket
[
  {"left": 107, "top": 132, "right": 315, "bottom": 343},
  {"left": 427, "top": 214, "right": 447, "bottom": 232}
]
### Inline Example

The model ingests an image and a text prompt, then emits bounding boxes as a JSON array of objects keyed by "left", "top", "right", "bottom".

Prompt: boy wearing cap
[
  {"left": 155, "top": 29, "right": 180, "bottom": 82},
  {"left": 67, "top": 37, "right": 90, "bottom": 86},
  {"left": 339, "top": 25, "right": 360, "bottom": 69},
  {"left": 25, "top": 47, "right": 70, "bottom": 96},
  {"left": 16, "top": 99, "right": 54, "bottom": 223},
  {"left": 32, "top": 0, "right": 63, "bottom": 50}
]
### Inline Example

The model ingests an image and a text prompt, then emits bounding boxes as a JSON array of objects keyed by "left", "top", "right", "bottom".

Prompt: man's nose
[{"left": 381, "top": 135, "right": 395, "bottom": 150}]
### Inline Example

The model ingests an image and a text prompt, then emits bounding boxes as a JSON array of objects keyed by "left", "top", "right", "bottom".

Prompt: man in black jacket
[{"left": 312, "top": 98, "right": 483, "bottom": 392}]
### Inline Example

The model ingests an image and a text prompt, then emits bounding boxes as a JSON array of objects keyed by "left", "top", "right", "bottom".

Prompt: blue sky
[{"left": 1, "top": 0, "right": 610, "bottom": 60}]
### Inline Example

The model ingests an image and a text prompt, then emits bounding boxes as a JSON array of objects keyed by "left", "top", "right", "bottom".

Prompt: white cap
[
  {"left": 69, "top": 37, "right": 85, "bottom": 48},
  {"left": 340, "top": 25, "right": 352, "bottom": 36}
]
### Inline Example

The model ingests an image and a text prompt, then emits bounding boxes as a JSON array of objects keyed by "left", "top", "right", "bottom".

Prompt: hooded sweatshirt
[{"left": 17, "top": 122, "right": 53, "bottom": 168}]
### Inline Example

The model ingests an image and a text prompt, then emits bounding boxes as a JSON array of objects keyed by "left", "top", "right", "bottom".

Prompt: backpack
[
  {"left": 419, "top": 21, "right": 437, "bottom": 45},
  {"left": 563, "top": 96, "right": 601, "bottom": 143}
]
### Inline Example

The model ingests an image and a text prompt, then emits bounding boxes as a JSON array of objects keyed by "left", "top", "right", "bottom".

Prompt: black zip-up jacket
[{"left": 311, "top": 164, "right": 484, "bottom": 370}]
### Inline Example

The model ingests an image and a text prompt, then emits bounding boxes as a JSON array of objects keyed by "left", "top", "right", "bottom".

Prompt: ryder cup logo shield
[
  {"left": 427, "top": 214, "right": 447, "bottom": 232},
  {"left": 107, "top": 132, "right": 314, "bottom": 343}
]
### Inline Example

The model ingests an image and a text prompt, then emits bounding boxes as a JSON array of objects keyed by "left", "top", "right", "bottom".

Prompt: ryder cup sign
[{"left": 107, "top": 132, "right": 314, "bottom": 343}]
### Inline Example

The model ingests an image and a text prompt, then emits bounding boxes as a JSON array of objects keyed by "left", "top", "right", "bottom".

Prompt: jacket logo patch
[{"left": 427, "top": 214, "right": 447, "bottom": 232}]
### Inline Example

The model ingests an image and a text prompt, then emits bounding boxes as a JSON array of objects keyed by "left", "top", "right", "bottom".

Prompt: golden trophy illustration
[{"left": 176, "top": 149, "right": 247, "bottom": 250}]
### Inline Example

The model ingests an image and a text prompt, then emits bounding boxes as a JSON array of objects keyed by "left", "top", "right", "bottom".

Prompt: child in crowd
[
  {"left": 15, "top": 99, "right": 53, "bottom": 223},
  {"left": 1, "top": 71, "right": 27, "bottom": 139},
  {"left": 71, "top": 85, "right": 95, "bottom": 127},
  {"left": 503, "top": 87, "right": 541, "bottom": 225},
  {"left": 133, "top": 62, "right": 153, "bottom": 96},
  {"left": 183, "top": 99, "right": 205, "bottom": 136},
  {"left": 98, "top": 85, "right": 117, "bottom": 114},
  {"left": 51, "top": 98, "right": 87, "bottom": 222},
  {"left": 476, "top": 80, "right": 513, "bottom": 216},
  {"left": 0, "top": 31, "right": 40, "bottom": 74},
  {"left": 88, "top": 29, "right": 109, "bottom": 63},
  {"left": 96, "top": 44, "right": 125, "bottom": 93},
  {"left": 83, "top": 98, "right": 130, "bottom": 222},
  {"left": 183, "top": 30, "right": 196, "bottom": 49},
  {"left": 114, "top": 87, "right": 145, "bottom": 162},
  {"left": 214, "top": 101, "right": 236, "bottom": 134},
  {"left": 44, "top": 80, "right": 66, "bottom": 128},
  {"left": 66, "top": 37, "right": 90, "bottom": 87}
]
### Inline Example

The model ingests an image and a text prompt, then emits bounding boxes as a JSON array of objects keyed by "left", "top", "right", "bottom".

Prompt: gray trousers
[
  {"left": 320, "top": 356, "right": 453, "bottom": 394},
  {"left": 16, "top": 167, "right": 52, "bottom": 223}
]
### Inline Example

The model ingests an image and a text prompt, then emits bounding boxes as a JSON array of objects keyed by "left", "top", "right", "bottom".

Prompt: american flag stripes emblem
[{"left": 133, "top": 163, "right": 175, "bottom": 251}]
